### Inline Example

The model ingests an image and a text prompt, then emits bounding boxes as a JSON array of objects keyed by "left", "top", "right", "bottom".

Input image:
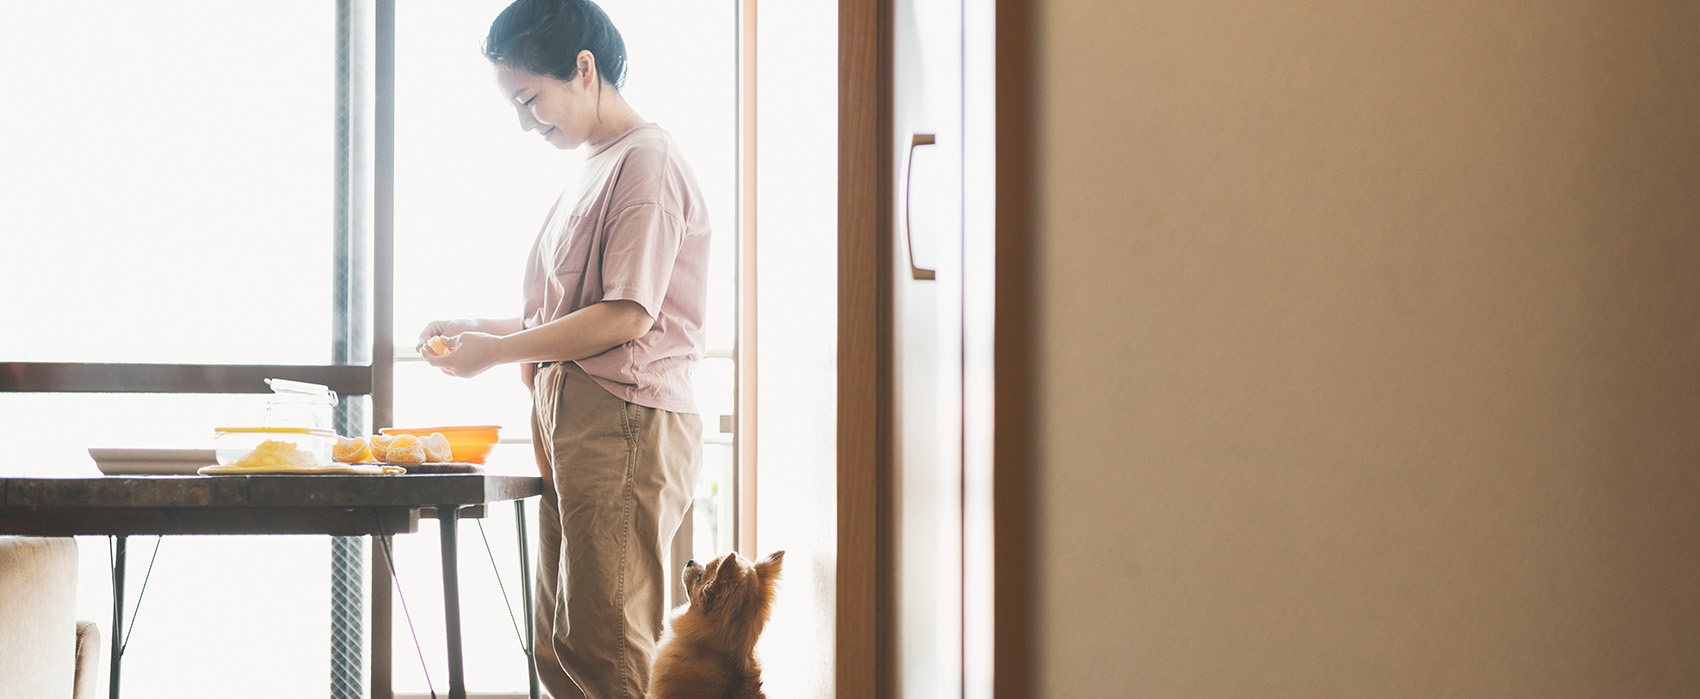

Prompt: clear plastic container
[
  {"left": 263, "top": 378, "right": 338, "bottom": 430},
  {"left": 213, "top": 427, "right": 336, "bottom": 466}
]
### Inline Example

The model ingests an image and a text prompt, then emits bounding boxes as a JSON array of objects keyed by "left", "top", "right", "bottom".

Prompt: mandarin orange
[
  {"left": 332, "top": 435, "right": 370, "bottom": 463},
  {"left": 368, "top": 434, "right": 396, "bottom": 462},
  {"left": 422, "top": 433, "right": 452, "bottom": 463},
  {"left": 385, "top": 434, "right": 426, "bottom": 464}
]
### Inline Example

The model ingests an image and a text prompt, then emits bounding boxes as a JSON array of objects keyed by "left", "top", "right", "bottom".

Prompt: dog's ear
[
  {"left": 756, "top": 550, "right": 785, "bottom": 581},
  {"left": 695, "top": 560, "right": 725, "bottom": 611}
]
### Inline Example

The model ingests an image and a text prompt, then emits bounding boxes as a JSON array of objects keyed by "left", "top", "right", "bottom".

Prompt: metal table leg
[
  {"left": 516, "top": 499, "right": 541, "bottom": 699},
  {"left": 330, "top": 536, "right": 365, "bottom": 699},
  {"left": 437, "top": 505, "right": 467, "bottom": 699},
  {"left": 110, "top": 535, "right": 126, "bottom": 699}
]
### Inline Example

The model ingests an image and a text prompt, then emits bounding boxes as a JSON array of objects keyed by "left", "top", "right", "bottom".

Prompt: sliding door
[{"left": 893, "top": 0, "right": 964, "bottom": 695}]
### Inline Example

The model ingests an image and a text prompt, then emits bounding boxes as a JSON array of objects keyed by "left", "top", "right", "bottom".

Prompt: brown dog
[{"left": 649, "top": 550, "right": 785, "bottom": 699}]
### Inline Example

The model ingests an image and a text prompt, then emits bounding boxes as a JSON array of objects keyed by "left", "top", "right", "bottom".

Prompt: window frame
[
  {"left": 0, "top": 2, "right": 394, "bottom": 697},
  {"left": 0, "top": 1, "right": 763, "bottom": 695}
]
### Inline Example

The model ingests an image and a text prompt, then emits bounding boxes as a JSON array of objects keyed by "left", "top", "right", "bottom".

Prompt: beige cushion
[
  {"left": 75, "top": 621, "right": 102, "bottom": 699},
  {"left": 0, "top": 536, "right": 78, "bottom": 698}
]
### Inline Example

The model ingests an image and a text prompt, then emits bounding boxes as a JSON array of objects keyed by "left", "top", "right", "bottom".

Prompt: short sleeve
[{"left": 599, "top": 201, "right": 684, "bottom": 317}]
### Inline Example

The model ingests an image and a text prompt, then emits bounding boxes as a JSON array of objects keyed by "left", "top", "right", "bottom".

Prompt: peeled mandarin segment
[
  {"left": 385, "top": 433, "right": 426, "bottom": 464},
  {"left": 368, "top": 434, "right": 396, "bottom": 462},
  {"left": 428, "top": 336, "right": 450, "bottom": 356},
  {"left": 423, "top": 433, "right": 452, "bottom": 463},
  {"left": 332, "top": 436, "right": 370, "bottom": 464}
]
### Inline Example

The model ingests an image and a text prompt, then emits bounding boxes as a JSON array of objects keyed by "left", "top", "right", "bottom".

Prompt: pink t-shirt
[{"left": 522, "top": 123, "right": 710, "bottom": 414}]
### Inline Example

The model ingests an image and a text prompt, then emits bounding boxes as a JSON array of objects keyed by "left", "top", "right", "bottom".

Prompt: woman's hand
[
  {"left": 421, "top": 332, "right": 505, "bottom": 379},
  {"left": 416, "top": 319, "right": 478, "bottom": 356}
]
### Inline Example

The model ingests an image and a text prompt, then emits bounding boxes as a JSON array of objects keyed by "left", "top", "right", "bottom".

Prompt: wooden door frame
[
  {"left": 990, "top": 0, "right": 1036, "bottom": 696},
  {"left": 836, "top": 0, "right": 1034, "bottom": 696},
  {"left": 837, "top": 0, "right": 895, "bottom": 695}
]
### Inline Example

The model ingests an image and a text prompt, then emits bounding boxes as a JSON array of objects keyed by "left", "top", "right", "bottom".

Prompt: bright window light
[{"left": 0, "top": 1, "right": 738, "bottom": 696}]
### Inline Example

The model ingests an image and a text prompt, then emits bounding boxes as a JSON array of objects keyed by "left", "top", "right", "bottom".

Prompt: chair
[{"left": 0, "top": 536, "right": 101, "bottom": 698}]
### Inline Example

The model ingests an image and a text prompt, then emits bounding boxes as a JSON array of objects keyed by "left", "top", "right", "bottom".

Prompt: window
[
  {"left": 1, "top": 3, "right": 370, "bottom": 697},
  {"left": 0, "top": 3, "right": 339, "bottom": 364},
  {"left": 5, "top": 2, "right": 745, "bottom": 697}
]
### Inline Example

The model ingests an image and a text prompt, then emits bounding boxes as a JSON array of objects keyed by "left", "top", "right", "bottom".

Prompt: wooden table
[{"left": 0, "top": 473, "right": 545, "bottom": 699}]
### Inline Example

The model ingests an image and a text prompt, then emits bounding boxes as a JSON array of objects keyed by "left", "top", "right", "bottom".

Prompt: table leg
[
  {"left": 371, "top": 533, "right": 393, "bottom": 699},
  {"left": 330, "top": 536, "right": 364, "bottom": 699},
  {"left": 516, "top": 500, "right": 540, "bottom": 699},
  {"left": 110, "top": 535, "right": 126, "bottom": 699},
  {"left": 437, "top": 505, "right": 466, "bottom": 699}
]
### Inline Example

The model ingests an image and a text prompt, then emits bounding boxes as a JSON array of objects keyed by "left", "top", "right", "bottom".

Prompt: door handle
[{"left": 905, "top": 133, "right": 937, "bottom": 281}]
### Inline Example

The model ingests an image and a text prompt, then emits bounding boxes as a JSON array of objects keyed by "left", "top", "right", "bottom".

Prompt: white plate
[{"left": 88, "top": 448, "right": 218, "bottom": 476}]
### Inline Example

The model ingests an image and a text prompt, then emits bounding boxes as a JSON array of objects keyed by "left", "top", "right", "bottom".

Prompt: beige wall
[{"left": 1032, "top": 2, "right": 1700, "bottom": 696}]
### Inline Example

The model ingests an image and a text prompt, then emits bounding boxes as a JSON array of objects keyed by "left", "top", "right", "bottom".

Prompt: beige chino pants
[{"left": 530, "top": 362, "right": 701, "bottom": 699}]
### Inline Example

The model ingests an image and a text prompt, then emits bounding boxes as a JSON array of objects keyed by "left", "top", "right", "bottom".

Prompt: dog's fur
[{"left": 648, "top": 550, "right": 784, "bottom": 699}]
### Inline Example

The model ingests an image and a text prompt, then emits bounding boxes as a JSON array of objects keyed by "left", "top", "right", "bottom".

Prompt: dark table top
[{"left": 0, "top": 473, "right": 544, "bottom": 537}]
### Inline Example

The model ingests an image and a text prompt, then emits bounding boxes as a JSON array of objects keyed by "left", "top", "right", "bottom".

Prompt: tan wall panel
[{"left": 1032, "top": 2, "right": 1700, "bottom": 696}]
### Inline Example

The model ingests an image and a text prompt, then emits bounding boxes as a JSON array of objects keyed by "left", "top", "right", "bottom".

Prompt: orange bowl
[{"left": 380, "top": 425, "right": 501, "bottom": 464}]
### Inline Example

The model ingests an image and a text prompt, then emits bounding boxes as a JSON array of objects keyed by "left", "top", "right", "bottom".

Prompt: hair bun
[{"left": 485, "top": 0, "right": 629, "bottom": 90}]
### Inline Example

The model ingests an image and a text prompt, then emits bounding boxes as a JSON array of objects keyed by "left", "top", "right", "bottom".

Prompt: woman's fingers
[
  {"left": 420, "top": 333, "right": 488, "bottom": 380},
  {"left": 417, "top": 321, "right": 446, "bottom": 353}
]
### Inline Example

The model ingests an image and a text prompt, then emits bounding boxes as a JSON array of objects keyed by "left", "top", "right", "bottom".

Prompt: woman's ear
[{"left": 577, "top": 49, "right": 597, "bottom": 88}]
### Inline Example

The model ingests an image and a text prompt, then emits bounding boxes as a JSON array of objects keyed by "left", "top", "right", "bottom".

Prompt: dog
[{"left": 649, "top": 550, "right": 784, "bottom": 699}]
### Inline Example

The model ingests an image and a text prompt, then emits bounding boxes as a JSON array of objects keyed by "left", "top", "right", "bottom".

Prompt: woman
[{"left": 417, "top": 1, "right": 709, "bottom": 696}]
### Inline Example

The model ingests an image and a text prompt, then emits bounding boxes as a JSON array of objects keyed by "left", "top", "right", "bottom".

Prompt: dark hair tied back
[{"left": 484, "top": 0, "right": 628, "bottom": 90}]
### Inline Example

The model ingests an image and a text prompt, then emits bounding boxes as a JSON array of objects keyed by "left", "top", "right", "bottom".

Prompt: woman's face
[{"left": 496, "top": 59, "right": 598, "bottom": 150}]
